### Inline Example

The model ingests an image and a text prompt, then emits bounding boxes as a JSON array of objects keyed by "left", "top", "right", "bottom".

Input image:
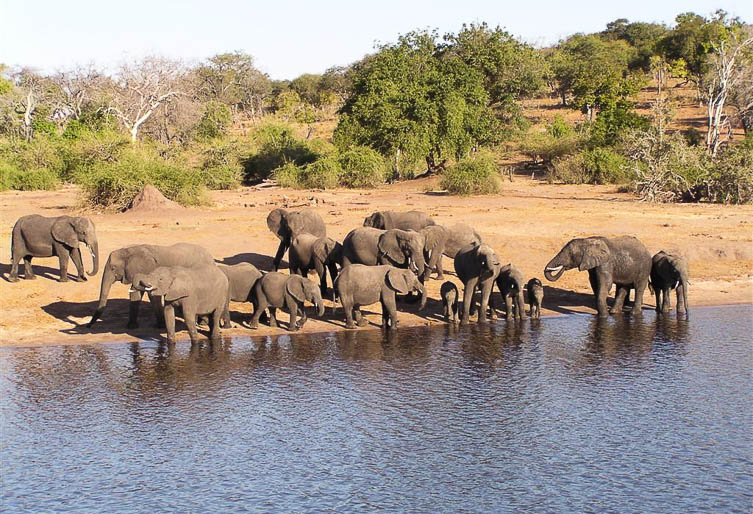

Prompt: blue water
[{"left": 1, "top": 305, "right": 752, "bottom": 512}]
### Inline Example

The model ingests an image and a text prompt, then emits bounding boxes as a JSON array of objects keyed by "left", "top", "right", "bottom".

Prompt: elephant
[
  {"left": 363, "top": 210, "right": 435, "bottom": 231},
  {"left": 131, "top": 265, "right": 229, "bottom": 345},
  {"left": 288, "top": 234, "right": 342, "bottom": 296},
  {"left": 334, "top": 264, "right": 424, "bottom": 329},
  {"left": 544, "top": 236, "right": 652, "bottom": 317},
  {"left": 420, "top": 225, "right": 449, "bottom": 280},
  {"left": 649, "top": 251, "right": 689, "bottom": 314},
  {"left": 440, "top": 281, "right": 459, "bottom": 323},
  {"left": 218, "top": 263, "right": 262, "bottom": 326},
  {"left": 249, "top": 272, "right": 325, "bottom": 331},
  {"left": 454, "top": 243, "right": 502, "bottom": 324},
  {"left": 267, "top": 208, "right": 326, "bottom": 271},
  {"left": 342, "top": 227, "right": 427, "bottom": 307},
  {"left": 442, "top": 223, "right": 483, "bottom": 258},
  {"left": 527, "top": 278, "right": 544, "bottom": 319},
  {"left": 9, "top": 215, "right": 99, "bottom": 283},
  {"left": 87, "top": 243, "right": 215, "bottom": 328},
  {"left": 494, "top": 265, "right": 526, "bottom": 320}
]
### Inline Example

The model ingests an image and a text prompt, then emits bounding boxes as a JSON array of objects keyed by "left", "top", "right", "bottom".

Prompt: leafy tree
[
  {"left": 195, "top": 101, "right": 232, "bottom": 139},
  {"left": 289, "top": 74, "right": 322, "bottom": 106},
  {"left": 655, "top": 12, "right": 711, "bottom": 84},
  {"left": 601, "top": 19, "right": 668, "bottom": 71},
  {"left": 335, "top": 30, "right": 497, "bottom": 174},
  {"left": 193, "top": 52, "right": 270, "bottom": 116}
]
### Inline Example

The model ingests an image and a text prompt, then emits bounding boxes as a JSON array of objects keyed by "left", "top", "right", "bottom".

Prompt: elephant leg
[
  {"left": 56, "top": 249, "right": 70, "bottom": 282},
  {"left": 221, "top": 297, "right": 232, "bottom": 328},
  {"left": 435, "top": 255, "right": 445, "bottom": 281},
  {"left": 273, "top": 240, "right": 288, "bottom": 271},
  {"left": 590, "top": 270, "right": 609, "bottom": 317},
  {"left": 610, "top": 286, "right": 628, "bottom": 314},
  {"left": 182, "top": 303, "right": 199, "bottom": 345},
  {"left": 355, "top": 308, "right": 368, "bottom": 327},
  {"left": 632, "top": 280, "right": 647, "bottom": 316},
  {"left": 460, "top": 277, "right": 478, "bottom": 325},
  {"left": 70, "top": 247, "right": 87, "bottom": 281},
  {"left": 250, "top": 293, "right": 268, "bottom": 329},
  {"left": 343, "top": 300, "right": 356, "bottom": 329},
  {"left": 443, "top": 301, "right": 450, "bottom": 322},
  {"left": 23, "top": 256, "right": 36, "bottom": 280},
  {"left": 148, "top": 294, "right": 166, "bottom": 328},
  {"left": 661, "top": 288, "right": 671, "bottom": 312},
  {"left": 210, "top": 309, "right": 222, "bottom": 342},
  {"left": 381, "top": 293, "right": 398, "bottom": 329},
  {"left": 286, "top": 297, "right": 299, "bottom": 331},
  {"left": 9, "top": 244, "right": 23, "bottom": 282},
  {"left": 654, "top": 286, "right": 662, "bottom": 312},
  {"left": 268, "top": 307, "right": 278, "bottom": 328},
  {"left": 504, "top": 294, "right": 514, "bottom": 320},
  {"left": 676, "top": 285, "right": 686, "bottom": 313},
  {"left": 479, "top": 280, "right": 494, "bottom": 323},
  {"left": 164, "top": 304, "right": 176, "bottom": 344},
  {"left": 327, "top": 262, "right": 338, "bottom": 296},
  {"left": 516, "top": 292, "right": 526, "bottom": 320},
  {"left": 127, "top": 289, "right": 145, "bottom": 329}
]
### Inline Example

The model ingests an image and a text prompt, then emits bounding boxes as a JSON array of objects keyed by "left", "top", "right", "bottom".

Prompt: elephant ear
[
  {"left": 286, "top": 275, "right": 307, "bottom": 303},
  {"left": 124, "top": 249, "right": 159, "bottom": 282},
  {"left": 422, "top": 226, "right": 446, "bottom": 256},
  {"left": 165, "top": 274, "right": 191, "bottom": 302},
  {"left": 578, "top": 239, "right": 611, "bottom": 271},
  {"left": 51, "top": 218, "right": 79, "bottom": 248},
  {"left": 313, "top": 237, "right": 334, "bottom": 264},
  {"left": 386, "top": 269, "right": 411, "bottom": 295},
  {"left": 266, "top": 208, "right": 289, "bottom": 240},
  {"left": 378, "top": 232, "right": 405, "bottom": 265}
]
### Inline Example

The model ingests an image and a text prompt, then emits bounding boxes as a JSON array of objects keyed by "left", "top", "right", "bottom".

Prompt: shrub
[
  {"left": 243, "top": 120, "right": 318, "bottom": 181},
  {"left": 195, "top": 101, "right": 232, "bottom": 140},
  {"left": 440, "top": 151, "right": 501, "bottom": 195},
  {"left": 3, "top": 136, "right": 65, "bottom": 177},
  {"left": 301, "top": 156, "right": 342, "bottom": 189},
  {"left": 63, "top": 130, "right": 130, "bottom": 181},
  {"left": 337, "top": 146, "right": 387, "bottom": 188},
  {"left": 547, "top": 115, "right": 572, "bottom": 138},
  {"left": 701, "top": 143, "right": 753, "bottom": 204},
  {"left": 272, "top": 162, "right": 306, "bottom": 188},
  {"left": 200, "top": 165, "right": 242, "bottom": 190},
  {"left": 0, "top": 162, "right": 60, "bottom": 191},
  {"left": 549, "top": 147, "right": 631, "bottom": 185},
  {"left": 548, "top": 153, "right": 587, "bottom": 184},
  {"left": 520, "top": 133, "right": 581, "bottom": 165},
  {"left": 78, "top": 149, "right": 206, "bottom": 210}
]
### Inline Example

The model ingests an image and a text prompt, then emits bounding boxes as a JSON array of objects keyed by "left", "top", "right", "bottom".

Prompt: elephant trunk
[
  {"left": 679, "top": 276, "right": 689, "bottom": 313},
  {"left": 417, "top": 283, "right": 427, "bottom": 310},
  {"left": 544, "top": 256, "right": 566, "bottom": 282},
  {"left": 317, "top": 300, "right": 325, "bottom": 318},
  {"left": 88, "top": 264, "right": 115, "bottom": 327},
  {"left": 88, "top": 239, "right": 99, "bottom": 276}
]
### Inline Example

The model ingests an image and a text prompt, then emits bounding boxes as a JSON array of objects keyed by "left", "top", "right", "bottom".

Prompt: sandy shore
[{"left": 1, "top": 177, "right": 751, "bottom": 347}]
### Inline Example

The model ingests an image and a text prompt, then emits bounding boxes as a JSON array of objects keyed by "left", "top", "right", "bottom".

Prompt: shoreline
[{"left": 2, "top": 181, "right": 751, "bottom": 348}]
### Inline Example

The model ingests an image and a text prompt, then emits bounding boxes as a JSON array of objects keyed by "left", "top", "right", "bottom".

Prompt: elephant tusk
[
  {"left": 160, "top": 296, "right": 165, "bottom": 308},
  {"left": 144, "top": 286, "right": 154, "bottom": 291},
  {"left": 546, "top": 265, "right": 564, "bottom": 273},
  {"left": 128, "top": 288, "right": 136, "bottom": 293}
]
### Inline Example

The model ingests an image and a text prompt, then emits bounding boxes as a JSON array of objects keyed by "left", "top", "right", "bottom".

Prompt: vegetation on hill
[{"left": 0, "top": 10, "right": 751, "bottom": 206}]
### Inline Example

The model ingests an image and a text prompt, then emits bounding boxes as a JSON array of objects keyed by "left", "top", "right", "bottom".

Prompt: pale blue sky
[{"left": 2, "top": 0, "right": 751, "bottom": 79}]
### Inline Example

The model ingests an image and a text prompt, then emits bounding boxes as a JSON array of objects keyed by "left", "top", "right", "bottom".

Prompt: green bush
[
  {"left": 338, "top": 146, "right": 387, "bottom": 188},
  {"left": 701, "top": 143, "right": 753, "bottom": 204},
  {"left": 0, "top": 162, "right": 60, "bottom": 191},
  {"left": 547, "top": 115, "right": 572, "bottom": 138},
  {"left": 244, "top": 120, "right": 318, "bottom": 181},
  {"left": 78, "top": 149, "right": 206, "bottom": 210},
  {"left": 301, "top": 156, "right": 342, "bottom": 189},
  {"left": 548, "top": 147, "right": 630, "bottom": 184},
  {"left": 200, "top": 164, "right": 242, "bottom": 190},
  {"left": 272, "top": 162, "right": 306, "bottom": 188},
  {"left": 440, "top": 152, "right": 501, "bottom": 195},
  {"left": 2, "top": 136, "right": 65, "bottom": 177},
  {"left": 63, "top": 130, "right": 130, "bottom": 181},
  {"left": 520, "top": 133, "right": 581, "bottom": 165},
  {"left": 195, "top": 101, "right": 232, "bottom": 140}
]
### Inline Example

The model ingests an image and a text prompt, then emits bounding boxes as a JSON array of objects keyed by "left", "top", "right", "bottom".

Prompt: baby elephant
[
  {"left": 250, "top": 272, "right": 325, "bottom": 331},
  {"left": 289, "top": 234, "right": 343, "bottom": 296},
  {"left": 131, "top": 265, "right": 229, "bottom": 345},
  {"left": 218, "top": 263, "right": 262, "bottom": 327},
  {"left": 334, "top": 264, "right": 424, "bottom": 329},
  {"left": 650, "top": 251, "right": 689, "bottom": 313},
  {"left": 527, "top": 278, "right": 544, "bottom": 319},
  {"left": 495, "top": 265, "right": 526, "bottom": 320},
  {"left": 440, "top": 281, "right": 459, "bottom": 323}
]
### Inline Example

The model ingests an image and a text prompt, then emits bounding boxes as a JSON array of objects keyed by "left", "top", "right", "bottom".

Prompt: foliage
[
  {"left": 193, "top": 52, "right": 270, "bottom": 115},
  {"left": 244, "top": 120, "right": 318, "bottom": 181},
  {"left": 601, "top": 18, "right": 668, "bottom": 71},
  {"left": 298, "top": 156, "right": 342, "bottom": 189},
  {"left": 520, "top": 132, "right": 581, "bottom": 165},
  {"left": 440, "top": 151, "right": 500, "bottom": 195},
  {"left": 548, "top": 147, "right": 630, "bottom": 185},
  {"left": 199, "top": 164, "right": 242, "bottom": 190},
  {"left": 337, "top": 146, "right": 388, "bottom": 188},
  {"left": 587, "top": 99, "right": 649, "bottom": 147},
  {"left": 272, "top": 162, "right": 305, "bottom": 189},
  {"left": 546, "top": 115, "right": 572, "bottom": 138},
  {"left": 194, "top": 101, "right": 232, "bottom": 140},
  {"left": 701, "top": 143, "right": 753, "bottom": 203},
  {"left": 0, "top": 162, "right": 60, "bottom": 191}
]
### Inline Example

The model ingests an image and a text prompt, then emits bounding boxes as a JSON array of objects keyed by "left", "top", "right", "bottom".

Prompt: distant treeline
[{"left": 1, "top": 10, "right": 751, "bottom": 204}]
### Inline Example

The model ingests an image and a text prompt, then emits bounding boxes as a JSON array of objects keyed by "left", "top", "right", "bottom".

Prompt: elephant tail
[
  {"left": 331, "top": 288, "right": 338, "bottom": 316},
  {"left": 647, "top": 280, "right": 654, "bottom": 295}
]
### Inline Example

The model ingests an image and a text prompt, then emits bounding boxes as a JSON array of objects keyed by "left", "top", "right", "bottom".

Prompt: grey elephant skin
[
  {"left": 440, "top": 281, "right": 459, "bottom": 323},
  {"left": 420, "top": 225, "right": 449, "bottom": 279},
  {"left": 88, "top": 243, "right": 214, "bottom": 328},
  {"left": 219, "top": 263, "right": 262, "bottom": 326},
  {"left": 442, "top": 223, "right": 483, "bottom": 259},
  {"left": 289, "top": 234, "right": 342, "bottom": 295},
  {"left": 544, "top": 236, "right": 652, "bottom": 317},
  {"left": 334, "top": 264, "right": 424, "bottom": 329},
  {"left": 10, "top": 215, "right": 99, "bottom": 283},
  {"left": 454, "top": 243, "right": 502, "bottom": 324},
  {"left": 132, "top": 265, "right": 228, "bottom": 345},
  {"left": 267, "top": 208, "right": 326, "bottom": 271},
  {"left": 527, "top": 278, "right": 544, "bottom": 319},
  {"left": 650, "top": 251, "right": 689, "bottom": 313},
  {"left": 250, "top": 272, "right": 324, "bottom": 331},
  {"left": 342, "top": 227, "right": 427, "bottom": 307},
  {"left": 363, "top": 210, "right": 435, "bottom": 231},
  {"left": 495, "top": 265, "right": 526, "bottom": 320}
]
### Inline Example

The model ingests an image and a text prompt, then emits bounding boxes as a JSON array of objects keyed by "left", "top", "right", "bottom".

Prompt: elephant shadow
[
  {"left": 40, "top": 298, "right": 213, "bottom": 340},
  {"left": 542, "top": 285, "right": 652, "bottom": 315},
  {"left": 217, "top": 252, "right": 281, "bottom": 271},
  {"left": 0, "top": 261, "right": 70, "bottom": 282}
]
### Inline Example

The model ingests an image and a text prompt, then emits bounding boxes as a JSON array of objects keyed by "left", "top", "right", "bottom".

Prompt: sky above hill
[{"left": 2, "top": 0, "right": 751, "bottom": 79}]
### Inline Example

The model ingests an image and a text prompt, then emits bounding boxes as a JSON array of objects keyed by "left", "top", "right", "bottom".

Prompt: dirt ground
[{"left": 1, "top": 177, "right": 751, "bottom": 347}]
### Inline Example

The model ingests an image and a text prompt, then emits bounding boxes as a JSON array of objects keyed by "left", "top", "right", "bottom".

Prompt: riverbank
[{"left": 1, "top": 177, "right": 751, "bottom": 347}]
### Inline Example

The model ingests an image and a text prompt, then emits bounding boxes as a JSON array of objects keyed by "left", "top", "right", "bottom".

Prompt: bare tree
[
  {"left": 106, "top": 56, "right": 183, "bottom": 142},
  {"left": 12, "top": 68, "right": 56, "bottom": 141},
  {"left": 703, "top": 26, "right": 753, "bottom": 155},
  {"left": 192, "top": 52, "right": 270, "bottom": 118},
  {"left": 728, "top": 58, "right": 753, "bottom": 134},
  {"left": 52, "top": 64, "right": 104, "bottom": 122}
]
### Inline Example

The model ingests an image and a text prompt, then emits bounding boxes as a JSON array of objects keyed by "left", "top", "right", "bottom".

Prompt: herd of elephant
[{"left": 8, "top": 210, "right": 690, "bottom": 345}]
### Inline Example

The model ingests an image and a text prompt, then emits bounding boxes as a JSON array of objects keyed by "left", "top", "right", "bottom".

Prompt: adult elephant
[
  {"left": 267, "top": 208, "right": 326, "bottom": 271},
  {"left": 442, "top": 223, "right": 483, "bottom": 258},
  {"left": 544, "top": 236, "right": 652, "bottom": 317},
  {"left": 9, "top": 215, "right": 99, "bottom": 283},
  {"left": 363, "top": 210, "right": 435, "bottom": 231},
  {"left": 87, "top": 243, "right": 215, "bottom": 328},
  {"left": 342, "top": 227, "right": 427, "bottom": 308},
  {"left": 454, "top": 243, "right": 502, "bottom": 324}
]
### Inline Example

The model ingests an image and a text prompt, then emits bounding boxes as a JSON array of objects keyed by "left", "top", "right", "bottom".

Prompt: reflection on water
[{"left": 1, "top": 306, "right": 751, "bottom": 512}]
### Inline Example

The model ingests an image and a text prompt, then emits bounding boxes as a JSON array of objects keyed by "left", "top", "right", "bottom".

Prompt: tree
[
  {"left": 11, "top": 68, "right": 58, "bottom": 141},
  {"left": 106, "top": 57, "right": 183, "bottom": 142},
  {"left": 51, "top": 65, "right": 105, "bottom": 124},
  {"left": 335, "top": 30, "right": 496, "bottom": 175},
  {"left": 700, "top": 14, "right": 753, "bottom": 155},
  {"left": 193, "top": 52, "right": 270, "bottom": 117},
  {"left": 289, "top": 73, "right": 322, "bottom": 106},
  {"left": 601, "top": 19, "right": 668, "bottom": 71}
]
